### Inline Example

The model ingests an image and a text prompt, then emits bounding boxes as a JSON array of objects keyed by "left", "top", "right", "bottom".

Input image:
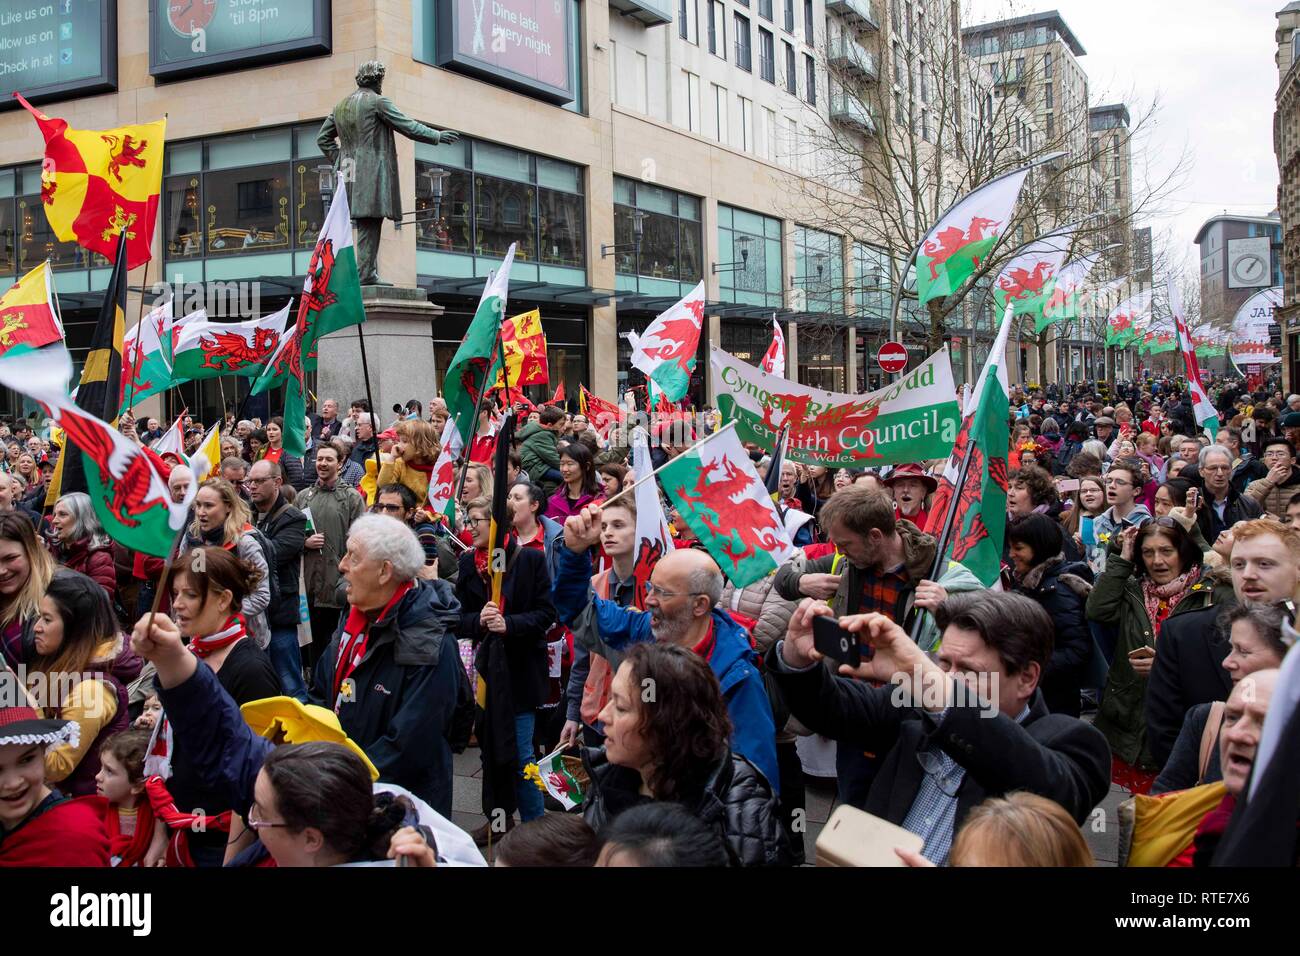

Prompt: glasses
[
  {"left": 375, "top": 503, "right": 405, "bottom": 514},
  {"left": 1201, "top": 465, "right": 1230, "bottom": 473},
  {"left": 916, "top": 749, "right": 963, "bottom": 797},
  {"left": 246, "top": 475, "right": 277, "bottom": 486},
  {"left": 1104, "top": 478, "right": 1131, "bottom": 488},
  {"left": 644, "top": 581, "right": 706, "bottom": 600},
  {"left": 247, "top": 804, "right": 290, "bottom": 830},
  {"left": 465, "top": 516, "right": 491, "bottom": 527}
]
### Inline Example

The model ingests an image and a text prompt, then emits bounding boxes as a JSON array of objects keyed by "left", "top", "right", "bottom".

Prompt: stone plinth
[{"left": 316, "top": 286, "right": 444, "bottom": 418}]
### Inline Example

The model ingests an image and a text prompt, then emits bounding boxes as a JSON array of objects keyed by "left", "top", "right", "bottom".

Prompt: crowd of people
[{"left": 0, "top": 373, "right": 1297, "bottom": 869}]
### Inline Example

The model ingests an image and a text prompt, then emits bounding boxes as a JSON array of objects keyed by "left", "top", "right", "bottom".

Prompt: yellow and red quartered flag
[
  {"left": 15, "top": 94, "right": 165, "bottom": 271},
  {"left": 0, "top": 261, "right": 64, "bottom": 357},
  {"left": 492, "top": 308, "right": 548, "bottom": 390}
]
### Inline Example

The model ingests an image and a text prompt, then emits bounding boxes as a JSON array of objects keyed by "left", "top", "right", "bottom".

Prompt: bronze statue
[{"left": 317, "top": 60, "right": 460, "bottom": 286}]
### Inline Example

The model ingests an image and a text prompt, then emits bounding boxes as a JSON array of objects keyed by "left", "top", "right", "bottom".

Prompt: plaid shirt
[
  {"left": 902, "top": 704, "right": 1031, "bottom": 865},
  {"left": 857, "top": 564, "right": 910, "bottom": 619}
]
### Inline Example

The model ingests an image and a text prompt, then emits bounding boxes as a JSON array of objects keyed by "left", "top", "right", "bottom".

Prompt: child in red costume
[{"left": 92, "top": 729, "right": 169, "bottom": 867}]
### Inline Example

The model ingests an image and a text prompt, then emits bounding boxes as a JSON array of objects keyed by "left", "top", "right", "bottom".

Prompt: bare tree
[{"left": 782, "top": 0, "right": 1189, "bottom": 385}]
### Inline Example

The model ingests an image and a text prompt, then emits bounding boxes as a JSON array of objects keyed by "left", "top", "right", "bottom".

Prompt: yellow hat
[{"left": 240, "top": 696, "right": 380, "bottom": 781}]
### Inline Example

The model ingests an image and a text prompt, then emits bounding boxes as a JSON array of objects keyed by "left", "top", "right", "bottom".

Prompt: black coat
[
  {"left": 252, "top": 493, "right": 306, "bottom": 629},
  {"left": 455, "top": 544, "right": 556, "bottom": 712},
  {"left": 1195, "top": 487, "right": 1263, "bottom": 543},
  {"left": 581, "top": 746, "right": 793, "bottom": 867},
  {"left": 1144, "top": 602, "right": 1234, "bottom": 770},
  {"left": 1013, "top": 557, "right": 1095, "bottom": 718},
  {"left": 765, "top": 645, "right": 1111, "bottom": 831},
  {"left": 309, "top": 579, "right": 463, "bottom": 816}
]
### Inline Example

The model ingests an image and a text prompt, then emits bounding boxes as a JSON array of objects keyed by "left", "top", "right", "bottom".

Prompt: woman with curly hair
[
  {"left": 581, "top": 642, "right": 792, "bottom": 867},
  {"left": 1006, "top": 464, "right": 1060, "bottom": 522}
]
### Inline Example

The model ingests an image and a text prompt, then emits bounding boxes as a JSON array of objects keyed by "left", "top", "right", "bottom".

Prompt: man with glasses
[
  {"left": 248, "top": 459, "right": 309, "bottom": 701},
  {"left": 1245, "top": 437, "right": 1300, "bottom": 519},
  {"left": 553, "top": 504, "right": 778, "bottom": 790},
  {"left": 1195, "top": 444, "right": 1263, "bottom": 543},
  {"left": 1093, "top": 460, "right": 1151, "bottom": 567},
  {"left": 373, "top": 482, "right": 458, "bottom": 582},
  {"left": 768, "top": 591, "right": 1110, "bottom": 864},
  {"left": 220, "top": 456, "right": 251, "bottom": 501}
]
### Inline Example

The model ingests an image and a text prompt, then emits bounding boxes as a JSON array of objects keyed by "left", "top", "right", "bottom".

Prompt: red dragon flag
[
  {"left": 924, "top": 306, "right": 1013, "bottom": 588},
  {"left": 0, "top": 261, "right": 64, "bottom": 357},
  {"left": 1170, "top": 278, "right": 1220, "bottom": 440},
  {"left": 16, "top": 94, "right": 165, "bottom": 271},
  {"left": 627, "top": 280, "right": 706, "bottom": 404},
  {"left": 658, "top": 423, "right": 795, "bottom": 588},
  {"left": 759, "top": 317, "right": 786, "bottom": 375},
  {"left": 427, "top": 419, "right": 465, "bottom": 527},
  {"left": 0, "top": 345, "right": 191, "bottom": 558},
  {"left": 119, "top": 299, "right": 176, "bottom": 416},
  {"left": 1040, "top": 250, "right": 1103, "bottom": 331},
  {"left": 247, "top": 310, "right": 309, "bottom": 458},
  {"left": 579, "top": 385, "right": 624, "bottom": 439},
  {"left": 630, "top": 426, "right": 672, "bottom": 610},
  {"left": 990, "top": 224, "right": 1077, "bottom": 322},
  {"left": 170, "top": 303, "right": 290, "bottom": 383},
  {"left": 1106, "top": 289, "right": 1153, "bottom": 347},
  {"left": 914, "top": 165, "right": 1033, "bottom": 305}
]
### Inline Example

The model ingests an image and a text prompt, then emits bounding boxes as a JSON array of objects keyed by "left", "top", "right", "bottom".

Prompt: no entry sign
[{"left": 877, "top": 341, "right": 908, "bottom": 374}]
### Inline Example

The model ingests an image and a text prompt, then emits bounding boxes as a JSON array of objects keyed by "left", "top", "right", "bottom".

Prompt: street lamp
[
  {"left": 316, "top": 163, "right": 336, "bottom": 206},
  {"left": 711, "top": 234, "right": 753, "bottom": 274},
  {"left": 601, "top": 209, "right": 647, "bottom": 259}
]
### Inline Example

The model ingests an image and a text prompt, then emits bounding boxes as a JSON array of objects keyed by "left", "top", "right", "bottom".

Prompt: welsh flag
[
  {"left": 760, "top": 317, "right": 786, "bottom": 375},
  {"left": 426, "top": 419, "right": 464, "bottom": 526},
  {"left": 991, "top": 225, "right": 1076, "bottom": 324},
  {"left": 631, "top": 426, "right": 672, "bottom": 611},
  {"left": 531, "top": 747, "right": 588, "bottom": 810},
  {"left": 1171, "top": 278, "right": 1219, "bottom": 439},
  {"left": 924, "top": 306, "right": 1013, "bottom": 587},
  {"left": 296, "top": 180, "right": 365, "bottom": 370},
  {"left": 658, "top": 424, "right": 795, "bottom": 588},
  {"left": 249, "top": 314, "right": 308, "bottom": 458},
  {"left": 915, "top": 166, "right": 1032, "bottom": 305},
  {"left": 1040, "top": 250, "right": 1102, "bottom": 329},
  {"left": 1106, "top": 290, "right": 1152, "bottom": 347},
  {"left": 444, "top": 245, "right": 514, "bottom": 454},
  {"left": 0, "top": 345, "right": 190, "bottom": 557},
  {"left": 628, "top": 280, "right": 705, "bottom": 403},
  {"left": 150, "top": 410, "right": 186, "bottom": 461},
  {"left": 120, "top": 300, "right": 176, "bottom": 415},
  {"left": 0, "top": 261, "right": 64, "bottom": 357},
  {"left": 171, "top": 304, "right": 287, "bottom": 382}
]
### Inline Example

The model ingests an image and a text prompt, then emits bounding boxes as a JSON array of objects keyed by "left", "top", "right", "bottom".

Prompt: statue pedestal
[{"left": 316, "top": 286, "right": 443, "bottom": 421}]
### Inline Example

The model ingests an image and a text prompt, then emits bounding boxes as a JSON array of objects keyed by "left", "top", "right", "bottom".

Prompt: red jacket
[
  {"left": 53, "top": 538, "right": 118, "bottom": 603},
  {"left": 0, "top": 793, "right": 109, "bottom": 867}
]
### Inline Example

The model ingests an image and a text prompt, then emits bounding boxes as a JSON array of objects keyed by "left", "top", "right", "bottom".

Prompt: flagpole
[
  {"left": 127, "top": 240, "right": 151, "bottom": 417},
  {"left": 453, "top": 272, "right": 501, "bottom": 509},
  {"left": 600, "top": 421, "right": 738, "bottom": 510},
  {"left": 909, "top": 433, "right": 979, "bottom": 644},
  {"left": 354, "top": 322, "right": 383, "bottom": 499}
]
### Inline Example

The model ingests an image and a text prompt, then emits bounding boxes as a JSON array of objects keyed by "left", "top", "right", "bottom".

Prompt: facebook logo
[{"left": 60, "top": 0, "right": 72, "bottom": 13}]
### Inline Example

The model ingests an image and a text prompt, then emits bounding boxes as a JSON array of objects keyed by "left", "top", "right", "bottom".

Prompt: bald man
[{"left": 553, "top": 504, "right": 778, "bottom": 789}]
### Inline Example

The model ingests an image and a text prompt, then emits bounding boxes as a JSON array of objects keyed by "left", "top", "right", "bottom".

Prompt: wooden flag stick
[{"left": 598, "top": 420, "right": 738, "bottom": 511}]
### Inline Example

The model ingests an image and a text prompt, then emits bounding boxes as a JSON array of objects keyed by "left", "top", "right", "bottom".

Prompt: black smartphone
[{"left": 813, "top": 615, "right": 863, "bottom": 668}]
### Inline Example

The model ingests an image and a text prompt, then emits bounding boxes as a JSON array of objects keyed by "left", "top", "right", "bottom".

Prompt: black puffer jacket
[
  {"left": 1013, "top": 555, "right": 1095, "bottom": 718},
  {"left": 581, "top": 747, "right": 793, "bottom": 867}
]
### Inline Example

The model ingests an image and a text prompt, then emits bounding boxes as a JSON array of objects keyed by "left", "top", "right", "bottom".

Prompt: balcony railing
[
  {"left": 826, "top": 0, "right": 879, "bottom": 31},
  {"left": 827, "top": 34, "right": 878, "bottom": 80},
  {"left": 608, "top": 0, "right": 674, "bottom": 27},
  {"left": 829, "top": 93, "right": 877, "bottom": 134}
]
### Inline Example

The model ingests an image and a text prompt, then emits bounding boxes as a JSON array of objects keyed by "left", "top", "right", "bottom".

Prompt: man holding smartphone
[{"left": 768, "top": 591, "right": 1110, "bottom": 865}]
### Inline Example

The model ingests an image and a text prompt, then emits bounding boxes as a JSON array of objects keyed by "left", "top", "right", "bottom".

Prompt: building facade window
[
  {"left": 784, "top": 0, "right": 795, "bottom": 33},
  {"left": 709, "top": 0, "right": 726, "bottom": 58},
  {"left": 414, "top": 137, "right": 585, "bottom": 270},
  {"left": 713, "top": 83, "right": 729, "bottom": 142},
  {"left": 162, "top": 125, "right": 327, "bottom": 282},
  {"left": 784, "top": 42, "right": 798, "bottom": 94},
  {"left": 804, "top": 53, "right": 817, "bottom": 106},
  {"left": 614, "top": 177, "right": 704, "bottom": 297},
  {"left": 759, "top": 28, "right": 776, "bottom": 82},
  {"left": 680, "top": 0, "right": 699, "bottom": 42},
  {"left": 739, "top": 96, "right": 754, "bottom": 151},
  {"left": 735, "top": 13, "right": 753, "bottom": 71},
  {"left": 685, "top": 71, "right": 702, "bottom": 133},
  {"left": 718, "top": 204, "right": 783, "bottom": 308},
  {"left": 804, "top": 0, "right": 815, "bottom": 44},
  {"left": 759, "top": 0, "right": 773, "bottom": 22},
  {"left": 794, "top": 225, "right": 844, "bottom": 315}
]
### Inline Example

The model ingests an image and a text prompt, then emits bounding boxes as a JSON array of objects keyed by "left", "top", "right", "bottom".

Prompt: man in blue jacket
[{"left": 554, "top": 504, "right": 779, "bottom": 790}]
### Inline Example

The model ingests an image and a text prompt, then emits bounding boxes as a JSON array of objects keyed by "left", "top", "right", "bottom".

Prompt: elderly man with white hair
[
  {"left": 1195, "top": 443, "right": 1263, "bottom": 543},
  {"left": 307, "top": 514, "right": 465, "bottom": 817}
]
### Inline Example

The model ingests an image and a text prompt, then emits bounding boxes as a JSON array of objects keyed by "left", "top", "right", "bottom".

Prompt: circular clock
[
  {"left": 168, "top": 0, "right": 219, "bottom": 39},
  {"left": 1232, "top": 251, "right": 1268, "bottom": 287}
]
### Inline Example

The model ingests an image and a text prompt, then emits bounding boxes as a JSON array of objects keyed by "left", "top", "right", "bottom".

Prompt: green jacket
[
  {"left": 296, "top": 481, "right": 366, "bottom": 608},
  {"left": 1085, "top": 554, "right": 1231, "bottom": 768},
  {"left": 516, "top": 422, "right": 561, "bottom": 496}
]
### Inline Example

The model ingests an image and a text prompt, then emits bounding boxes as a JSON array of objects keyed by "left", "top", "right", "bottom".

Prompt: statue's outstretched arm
[{"left": 376, "top": 96, "right": 457, "bottom": 146}]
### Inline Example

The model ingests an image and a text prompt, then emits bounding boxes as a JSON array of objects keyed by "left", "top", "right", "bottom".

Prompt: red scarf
[
  {"left": 333, "top": 581, "right": 413, "bottom": 712},
  {"left": 691, "top": 617, "right": 717, "bottom": 662},
  {"left": 101, "top": 797, "right": 157, "bottom": 868},
  {"left": 190, "top": 615, "right": 246, "bottom": 659}
]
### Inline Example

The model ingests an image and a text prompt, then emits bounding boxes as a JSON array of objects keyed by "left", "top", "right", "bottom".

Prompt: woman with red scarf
[
  {"left": 155, "top": 546, "right": 280, "bottom": 866},
  {"left": 0, "top": 688, "right": 109, "bottom": 866},
  {"left": 455, "top": 495, "right": 556, "bottom": 846},
  {"left": 1086, "top": 518, "right": 1222, "bottom": 795}
]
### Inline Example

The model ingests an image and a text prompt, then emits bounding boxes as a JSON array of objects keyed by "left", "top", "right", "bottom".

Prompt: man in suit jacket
[
  {"left": 1146, "top": 518, "right": 1300, "bottom": 768},
  {"left": 767, "top": 591, "right": 1110, "bottom": 865}
]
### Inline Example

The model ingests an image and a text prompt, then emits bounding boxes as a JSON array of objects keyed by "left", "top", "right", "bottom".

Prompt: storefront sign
[
  {"left": 149, "top": 0, "right": 331, "bottom": 81},
  {"left": 436, "top": 0, "right": 574, "bottom": 104},
  {"left": 0, "top": 0, "right": 116, "bottom": 106}
]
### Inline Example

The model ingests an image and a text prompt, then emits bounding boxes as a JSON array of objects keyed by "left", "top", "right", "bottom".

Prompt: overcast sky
[{"left": 965, "top": 0, "right": 1281, "bottom": 275}]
